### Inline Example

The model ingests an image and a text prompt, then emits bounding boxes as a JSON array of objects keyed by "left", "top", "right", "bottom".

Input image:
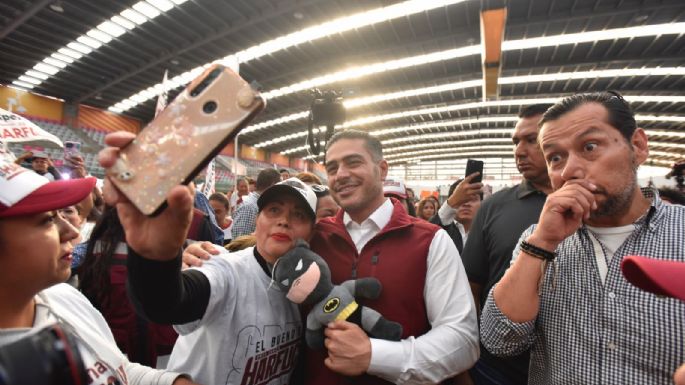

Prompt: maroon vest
[{"left": 306, "top": 198, "right": 439, "bottom": 385}]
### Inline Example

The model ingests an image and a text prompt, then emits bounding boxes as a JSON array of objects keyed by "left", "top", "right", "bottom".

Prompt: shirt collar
[
  {"left": 517, "top": 179, "right": 546, "bottom": 199},
  {"left": 343, "top": 198, "right": 393, "bottom": 230}
]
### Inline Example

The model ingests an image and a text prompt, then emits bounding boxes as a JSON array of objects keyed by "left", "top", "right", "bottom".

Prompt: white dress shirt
[
  {"left": 342, "top": 198, "right": 479, "bottom": 384},
  {"left": 438, "top": 201, "right": 469, "bottom": 244}
]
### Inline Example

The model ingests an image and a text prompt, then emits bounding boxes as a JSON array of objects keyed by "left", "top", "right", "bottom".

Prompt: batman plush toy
[{"left": 272, "top": 240, "right": 403, "bottom": 349}]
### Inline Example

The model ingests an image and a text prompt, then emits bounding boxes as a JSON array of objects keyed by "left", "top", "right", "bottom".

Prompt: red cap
[
  {"left": 621, "top": 255, "right": 685, "bottom": 302},
  {"left": 0, "top": 156, "right": 96, "bottom": 218}
]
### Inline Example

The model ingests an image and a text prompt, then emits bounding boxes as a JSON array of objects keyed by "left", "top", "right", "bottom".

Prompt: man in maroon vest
[{"left": 307, "top": 129, "right": 479, "bottom": 384}]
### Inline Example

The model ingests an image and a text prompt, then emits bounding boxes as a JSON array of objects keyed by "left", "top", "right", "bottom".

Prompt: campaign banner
[{"left": 0, "top": 108, "right": 63, "bottom": 148}]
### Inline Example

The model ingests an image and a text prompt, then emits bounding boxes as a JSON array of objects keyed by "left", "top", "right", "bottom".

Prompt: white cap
[
  {"left": 257, "top": 177, "right": 317, "bottom": 220},
  {"left": 383, "top": 177, "right": 407, "bottom": 199}
]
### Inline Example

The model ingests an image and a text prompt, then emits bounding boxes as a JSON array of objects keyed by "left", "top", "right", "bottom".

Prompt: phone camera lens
[{"left": 203, "top": 101, "right": 217, "bottom": 114}]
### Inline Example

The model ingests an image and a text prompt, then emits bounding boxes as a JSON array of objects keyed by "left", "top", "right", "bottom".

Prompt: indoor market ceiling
[{"left": 1, "top": 0, "right": 684, "bottom": 172}]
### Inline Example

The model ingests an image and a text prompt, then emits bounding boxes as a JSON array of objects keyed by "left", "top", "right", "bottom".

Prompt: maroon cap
[
  {"left": 0, "top": 177, "right": 96, "bottom": 218},
  {"left": 621, "top": 255, "right": 685, "bottom": 302}
]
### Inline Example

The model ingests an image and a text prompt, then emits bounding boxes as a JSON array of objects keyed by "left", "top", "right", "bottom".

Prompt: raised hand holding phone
[{"left": 106, "top": 64, "right": 265, "bottom": 216}]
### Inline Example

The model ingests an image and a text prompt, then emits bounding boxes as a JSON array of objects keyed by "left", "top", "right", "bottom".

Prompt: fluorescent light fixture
[
  {"left": 169, "top": 0, "right": 188, "bottom": 4},
  {"left": 372, "top": 116, "right": 517, "bottom": 137},
  {"left": 57, "top": 48, "right": 82, "bottom": 60},
  {"left": 50, "top": 52, "right": 74, "bottom": 64},
  {"left": 87, "top": 29, "right": 113, "bottom": 44},
  {"left": 502, "top": 22, "right": 685, "bottom": 52},
  {"left": 11, "top": 80, "right": 35, "bottom": 89},
  {"left": 42, "top": 57, "right": 67, "bottom": 69},
  {"left": 98, "top": 21, "right": 127, "bottom": 37},
  {"left": 499, "top": 67, "right": 685, "bottom": 85},
  {"left": 391, "top": 151, "right": 513, "bottom": 164},
  {"left": 253, "top": 95, "right": 685, "bottom": 149},
  {"left": 67, "top": 42, "right": 93, "bottom": 55},
  {"left": 133, "top": 2, "right": 161, "bottom": 18},
  {"left": 108, "top": 0, "right": 474, "bottom": 112},
  {"left": 33, "top": 63, "right": 59, "bottom": 75},
  {"left": 76, "top": 36, "right": 102, "bottom": 49},
  {"left": 121, "top": 9, "right": 148, "bottom": 24},
  {"left": 11, "top": 0, "right": 184, "bottom": 102},
  {"left": 384, "top": 138, "right": 513, "bottom": 153},
  {"left": 637, "top": 115, "right": 685, "bottom": 123},
  {"left": 25, "top": 70, "right": 49, "bottom": 80},
  {"left": 385, "top": 145, "right": 514, "bottom": 160},
  {"left": 262, "top": 45, "right": 480, "bottom": 100},
  {"left": 147, "top": 0, "right": 174, "bottom": 12},
  {"left": 111, "top": 15, "right": 136, "bottom": 30},
  {"left": 17, "top": 75, "right": 42, "bottom": 85}
]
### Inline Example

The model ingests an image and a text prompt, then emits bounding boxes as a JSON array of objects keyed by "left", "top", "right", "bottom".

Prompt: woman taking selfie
[
  {"left": 100, "top": 131, "right": 317, "bottom": 385},
  {"left": 0, "top": 157, "right": 192, "bottom": 385}
]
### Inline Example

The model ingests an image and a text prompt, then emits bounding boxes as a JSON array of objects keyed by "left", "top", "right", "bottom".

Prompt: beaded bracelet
[{"left": 520, "top": 240, "right": 556, "bottom": 261}]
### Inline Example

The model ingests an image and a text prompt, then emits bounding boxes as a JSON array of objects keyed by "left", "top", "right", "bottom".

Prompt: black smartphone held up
[{"left": 465, "top": 159, "right": 484, "bottom": 183}]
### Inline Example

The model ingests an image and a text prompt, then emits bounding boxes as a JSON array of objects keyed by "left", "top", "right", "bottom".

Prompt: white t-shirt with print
[
  {"left": 0, "top": 284, "right": 182, "bottom": 385},
  {"left": 167, "top": 246, "right": 302, "bottom": 385}
]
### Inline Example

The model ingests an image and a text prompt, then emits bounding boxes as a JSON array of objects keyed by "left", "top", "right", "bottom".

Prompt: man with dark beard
[{"left": 480, "top": 92, "right": 685, "bottom": 385}]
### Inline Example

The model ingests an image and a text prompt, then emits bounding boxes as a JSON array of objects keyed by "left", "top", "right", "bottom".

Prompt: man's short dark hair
[
  {"left": 279, "top": 168, "right": 289, "bottom": 173},
  {"left": 325, "top": 129, "right": 383, "bottom": 162},
  {"left": 658, "top": 187, "right": 685, "bottom": 205},
  {"left": 539, "top": 91, "right": 636, "bottom": 141},
  {"left": 208, "top": 192, "right": 229, "bottom": 210},
  {"left": 256, "top": 168, "right": 281, "bottom": 191},
  {"left": 518, "top": 104, "right": 553, "bottom": 119}
]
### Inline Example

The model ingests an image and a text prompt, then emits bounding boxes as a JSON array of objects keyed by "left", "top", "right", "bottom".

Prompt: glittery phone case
[{"left": 107, "top": 64, "right": 265, "bottom": 216}]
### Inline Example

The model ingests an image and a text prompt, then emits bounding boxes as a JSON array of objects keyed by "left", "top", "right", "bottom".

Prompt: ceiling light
[
  {"left": 33, "top": 63, "right": 59, "bottom": 75},
  {"left": 25, "top": 70, "right": 49, "bottom": 80},
  {"left": 262, "top": 45, "right": 480, "bottom": 100},
  {"left": 50, "top": 52, "right": 73, "bottom": 64},
  {"left": 132, "top": 2, "right": 161, "bottom": 18},
  {"left": 385, "top": 145, "right": 514, "bottom": 159},
  {"left": 146, "top": 0, "right": 174, "bottom": 12},
  {"left": 169, "top": 0, "right": 188, "bottom": 4},
  {"left": 251, "top": 95, "right": 685, "bottom": 148},
  {"left": 107, "top": 0, "right": 474, "bottom": 112},
  {"left": 76, "top": 36, "right": 102, "bottom": 49},
  {"left": 87, "top": 29, "right": 113, "bottom": 43},
  {"left": 49, "top": 1, "right": 64, "bottom": 13},
  {"left": 121, "top": 9, "right": 148, "bottom": 25},
  {"left": 111, "top": 15, "right": 136, "bottom": 30},
  {"left": 42, "top": 57, "right": 67, "bottom": 68},
  {"left": 57, "top": 47, "right": 82, "bottom": 60},
  {"left": 67, "top": 42, "right": 93, "bottom": 55},
  {"left": 17, "top": 75, "right": 42, "bottom": 85},
  {"left": 98, "top": 21, "right": 126, "bottom": 37},
  {"left": 503, "top": 22, "right": 685, "bottom": 52},
  {"left": 11, "top": 80, "right": 35, "bottom": 90},
  {"left": 392, "top": 151, "right": 513, "bottom": 164}
]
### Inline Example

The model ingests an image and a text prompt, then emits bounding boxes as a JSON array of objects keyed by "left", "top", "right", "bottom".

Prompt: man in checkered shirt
[{"left": 480, "top": 91, "right": 685, "bottom": 385}]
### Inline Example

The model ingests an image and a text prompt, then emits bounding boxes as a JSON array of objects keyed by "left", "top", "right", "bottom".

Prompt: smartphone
[
  {"left": 107, "top": 64, "right": 266, "bottom": 216},
  {"left": 63, "top": 141, "right": 81, "bottom": 166},
  {"left": 465, "top": 159, "right": 484, "bottom": 183}
]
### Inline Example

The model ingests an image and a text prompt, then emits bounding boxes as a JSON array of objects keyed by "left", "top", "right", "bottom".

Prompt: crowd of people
[{"left": 1, "top": 91, "right": 684, "bottom": 385}]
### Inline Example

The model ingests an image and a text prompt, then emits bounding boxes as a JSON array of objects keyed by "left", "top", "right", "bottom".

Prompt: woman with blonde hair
[{"left": 417, "top": 198, "right": 438, "bottom": 221}]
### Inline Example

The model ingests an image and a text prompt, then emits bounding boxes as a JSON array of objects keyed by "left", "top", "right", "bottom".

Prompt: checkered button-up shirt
[
  {"left": 481, "top": 190, "right": 685, "bottom": 385},
  {"left": 230, "top": 192, "right": 260, "bottom": 239}
]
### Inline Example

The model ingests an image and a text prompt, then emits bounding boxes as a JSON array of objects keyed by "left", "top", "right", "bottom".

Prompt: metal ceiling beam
[
  {"left": 73, "top": 0, "right": 325, "bottom": 103},
  {"left": 0, "top": 0, "right": 53, "bottom": 40}
]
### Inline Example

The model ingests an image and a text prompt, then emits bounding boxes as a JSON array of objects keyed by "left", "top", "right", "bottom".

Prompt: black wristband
[{"left": 520, "top": 240, "right": 556, "bottom": 261}]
